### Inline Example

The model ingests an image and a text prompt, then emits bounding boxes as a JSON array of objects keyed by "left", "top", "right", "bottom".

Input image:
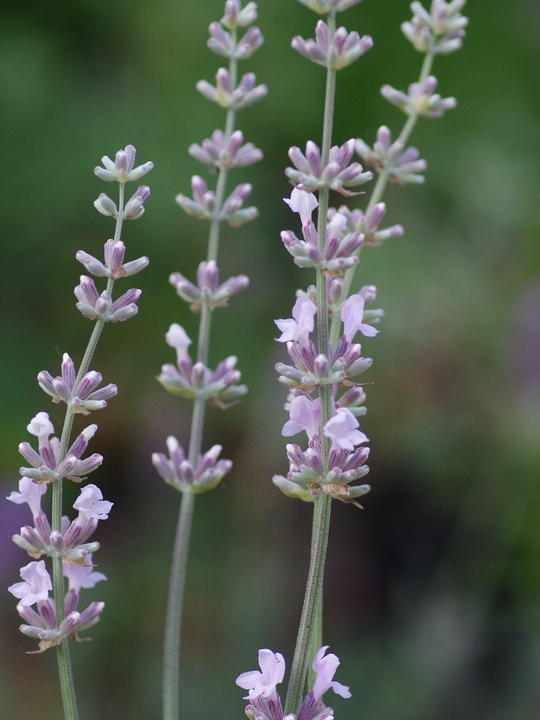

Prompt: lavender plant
[
  {"left": 236, "top": 1, "right": 468, "bottom": 719},
  {"left": 7, "top": 145, "right": 152, "bottom": 720},
  {"left": 151, "top": 2, "right": 266, "bottom": 719}
]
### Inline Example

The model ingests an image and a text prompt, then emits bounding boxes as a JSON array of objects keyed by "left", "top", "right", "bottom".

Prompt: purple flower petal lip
[{"left": 311, "top": 646, "right": 351, "bottom": 700}]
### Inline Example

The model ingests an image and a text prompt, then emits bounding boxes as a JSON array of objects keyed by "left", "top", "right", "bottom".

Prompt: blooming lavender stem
[
  {"left": 285, "top": 10, "right": 337, "bottom": 717},
  {"left": 47, "top": 185, "right": 125, "bottom": 720}
]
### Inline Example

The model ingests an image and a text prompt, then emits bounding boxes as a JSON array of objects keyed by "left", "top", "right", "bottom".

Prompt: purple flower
[
  {"left": 170, "top": 261, "right": 249, "bottom": 312},
  {"left": 236, "top": 648, "right": 286, "bottom": 700},
  {"left": 282, "top": 395, "right": 322, "bottom": 440},
  {"left": 341, "top": 294, "right": 379, "bottom": 341},
  {"left": 275, "top": 297, "right": 317, "bottom": 348},
  {"left": 176, "top": 175, "right": 258, "bottom": 227},
  {"left": 7, "top": 477, "right": 47, "bottom": 518},
  {"left": 8, "top": 560, "right": 52, "bottom": 607},
  {"left": 284, "top": 188, "right": 319, "bottom": 227},
  {"left": 323, "top": 408, "right": 368, "bottom": 451},
  {"left": 312, "top": 646, "right": 351, "bottom": 700},
  {"left": 76, "top": 239, "right": 149, "bottom": 280},
  {"left": 63, "top": 558, "right": 107, "bottom": 595},
  {"left": 73, "top": 484, "right": 113, "bottom": 521}
]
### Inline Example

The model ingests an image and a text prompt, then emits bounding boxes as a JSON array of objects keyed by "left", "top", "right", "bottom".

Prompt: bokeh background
[{"left": 1, "top": 0, "right": 540, "bottom": 718}]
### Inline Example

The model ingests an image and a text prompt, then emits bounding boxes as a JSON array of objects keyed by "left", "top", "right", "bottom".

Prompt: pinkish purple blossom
[
  {"left": 76, "top": 239, "right": 149, "bottom": 280},
  {"left": 341, "top": 293, "right": 379, "bottom": 340},
  {"left": 312, "top": 646, "right": 351, "bottom": 700},
  {"left": 7, "top": 477, "right": 47, "bottom": 518},
  {"left": 282, "top": 395, "right": 323, "bottom": 440},
  {"left": 236, "top": 648, "right": 286, "bottom": 700},
  {"left": 8, "top": 560, "right": 52, "bottom": 606},
  {"left": 275, "top": 297, "right": 317, "bottom": 348},
  {"left": 73, "top": 484, "right": 113, "bottom": 521},
  {"left": 323, "top": 407, "right": 368, "bottom": 451}
]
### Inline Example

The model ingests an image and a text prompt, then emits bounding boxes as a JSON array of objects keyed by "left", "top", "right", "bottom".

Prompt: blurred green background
[{"left": 1, "top": 0, "right": 540, "bottom": 718}]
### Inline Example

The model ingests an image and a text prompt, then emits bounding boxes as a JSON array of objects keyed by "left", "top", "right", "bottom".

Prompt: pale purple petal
[
  {"left": 73, "top": 484, "right": 113, "bottom": 521},
  {"left": 284, "top": 188, "right": 319, "bottom": 226},
  {"left": 166, "top": 323, "right": 192, "bottom": 363},
  {"left": 341, "top": 294, "right": 379, "bottom": 342},
  {"left": 8, "top": 560, "right": 52, "bottom": 606},
  {"left": 323, "top": 408, "right": 368, "bottom": 451},
  {"left": 236, "top": 648, "right": 286, "bottom": 700},
  {"left": 7, "top": 477, "right": 47, "bottom": 516},
  {"left": 282, "top": 396, "right": 321, "bottom": 440},
  {"left": 312, "top": 646, "right": 351, "bottom": 700}
]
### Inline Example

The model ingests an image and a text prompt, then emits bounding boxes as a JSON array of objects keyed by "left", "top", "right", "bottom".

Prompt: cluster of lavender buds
[
  {"left": 7, "top": 144, "right": 152, "bottom": 717},
  {"left": 153, "top": 3, "right": 266, "bottom": 719},
  {"left": 237, "top": 647, "right": 350, "bottom": 720}
]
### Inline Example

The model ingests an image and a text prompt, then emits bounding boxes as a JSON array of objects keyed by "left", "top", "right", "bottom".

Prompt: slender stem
[
  {"left": 162, "top": 29, "right": 239, "bottom": 720},
  {"left": 162, "top": 489, "right": 195, "bottom": 720},
  {"left": 49, "top": 182, "right": 126, "bottom": 720},
  {"left": 285, "top": 493, "right": 332, "bottom": 715},
  {"left": 329, "top": 50, "right": 436, "bottom": 345},
  {"left": 285, "top": 13, "right": 337, "bottom": 714}
]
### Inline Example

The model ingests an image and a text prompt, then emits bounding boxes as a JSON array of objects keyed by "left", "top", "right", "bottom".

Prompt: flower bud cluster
[
  {"left": 170, "top": 261, "right": 249, "bottom": 312},
  {"left": 19, "top": 413, "right": 102, "bottom": 485},
  {"left": 75, "top": 277, "right": 142, "bottom": 322},
  {"left": 276, "top": 336, "right": 372, "bottom": 392},
  {"left": 152, "top": 437, "right": 232, "bottom": 494},
  {"left": 381, "top": 75, "right": 456, "bottom": 118},
  {"left": 197, "top": 69, "right": 267, "bottom": 110},
  {"left": 176, "top": 176, "right": 258, "bottom": 227},
  {"left": 157, "top": 324, "right": 247, "bottom": 408},
  {"left": 402, "top": 0, "right": 468, "bottom": 55},
  {"left": 286, "top": 140, "right": 372, "bottom": 196},
  {"left": 295, "top": 0, "right": 363, "bottom": 13},
  {"left": 189, "top": 130, "right": 262, "bottom": 172},
  {"left": 11, "top": 558, "right": 106, "bottom": 653},
  {"left": 355, "top": 126, "right": 427, "bottom": 186},
  {"left": 208, "top": 22, "right": 263, "bottom": 59},
  {"left": 94, "top": 185, "right": 151, "bottom": 220},
  {"left": 38, "top": 354, "right": 117, "bottom": 414},
  {"left": 292, "top": 20, "right": 373, "bottom": 70}
]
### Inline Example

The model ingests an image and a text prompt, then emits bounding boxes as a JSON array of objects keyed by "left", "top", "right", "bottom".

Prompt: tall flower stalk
[
  {"left": 151, "top": 3, "right": 266, "bottom": 719},
  {"left": 7, "top": 145, "right": 153, "bottom": 720},
  {"left": 233, "top": 1, "right": 469, "bottom": 719}
]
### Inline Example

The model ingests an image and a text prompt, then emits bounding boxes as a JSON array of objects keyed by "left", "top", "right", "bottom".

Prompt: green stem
[
  {"left": 285, "top": 13, "right": 337, "bottom": 715},
  {"left": 329, "top": 50, "right": 435, "bottom": 346},
  {"left": 50, "top": 182, "right": 126, "bottom": 720},
  {"left": 162, "top": 29, "right": 239, "bottom": 720}
]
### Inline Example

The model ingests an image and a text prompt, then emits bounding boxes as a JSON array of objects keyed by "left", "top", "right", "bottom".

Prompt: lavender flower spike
[
  {"left": 381, "top": 76, "right": 457, "bottom": 118},
  {"left": 94, "top": 144, "right": 154, "bottom": 183}
]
